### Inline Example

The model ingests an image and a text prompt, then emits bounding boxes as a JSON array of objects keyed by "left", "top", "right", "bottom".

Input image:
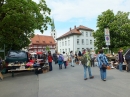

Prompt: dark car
[{"left": 5, "top": 50, "right": 29, "bottom": 64}]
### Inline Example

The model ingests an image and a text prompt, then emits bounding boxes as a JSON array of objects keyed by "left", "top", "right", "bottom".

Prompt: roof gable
[
  {"left": 31, "top": 35, "right": 56, "bottom": 45},
  {"left": 56, "top": 25, "right": 93, "bottom": 40}
]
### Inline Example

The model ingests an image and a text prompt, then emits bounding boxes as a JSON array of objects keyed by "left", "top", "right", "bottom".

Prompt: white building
[{"left": 56, "top": 25, "right": 95, "bottom": 54}]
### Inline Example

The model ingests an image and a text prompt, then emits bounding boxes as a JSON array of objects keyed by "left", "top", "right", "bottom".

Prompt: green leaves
[
  {"left": 94, "top": 9, "right": 130, "bottom": 51},
  {"left": 0, "top": 0, "right": 52, "bottom": 51}
]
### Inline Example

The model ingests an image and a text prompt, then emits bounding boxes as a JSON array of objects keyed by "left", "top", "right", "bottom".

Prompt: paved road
[{"left": 0, "top": 63, "right": 130, "bottom": 97}]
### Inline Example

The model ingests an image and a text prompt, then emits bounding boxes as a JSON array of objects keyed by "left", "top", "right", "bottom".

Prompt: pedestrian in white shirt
[
  {"left": 63, "top": 52, "right": 68, "bottom": 69},
  {"left": 70, "top": 51, "right": 75, "bottom": 67}
]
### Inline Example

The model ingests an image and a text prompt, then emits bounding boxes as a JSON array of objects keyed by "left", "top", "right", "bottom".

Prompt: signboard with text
[{"left": 104, "top": 28, "right": 110, "bottom": 45}]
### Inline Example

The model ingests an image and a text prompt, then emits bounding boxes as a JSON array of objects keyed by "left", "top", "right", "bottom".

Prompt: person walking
[
  {"left": 58, "top": 53, "right": 64, "bottom": 69},
  {"left": 90, "top": 50, "right": 95, "bottom": 67},
  {"left": 80, "top": 50, "right": 94, "bottom": 80},
  {"left": 48, "top": 51, "right": 53, "bottom": 71},
  {"left": 118, "top": 49, "right": 124, "bottom": 71},
  {"left": 53, "top": 51, "right": 58, "bottom": 64},
  {"left": 0, "top": 57, "right": 3, "bottom": 80},
  {"left": 78, "top": 51, "right": 82, "bottom": 65},
  {"left": 70, "top": 51, "right": 75, "bottom": 67},
  {"left": 97, "top": 49, "right": 109, "bottom": 81},
  {"left": 62, "top": 52, "right": 68, "bottom": 69}
]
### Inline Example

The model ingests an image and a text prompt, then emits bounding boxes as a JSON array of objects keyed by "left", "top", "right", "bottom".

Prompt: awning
[{"left": 37, "top": 52, "right": 43, "bottom": 54}]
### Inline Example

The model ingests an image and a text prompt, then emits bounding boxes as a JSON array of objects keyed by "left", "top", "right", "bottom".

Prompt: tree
[
  {"left": 0, "top": 0, "right": 52, "bottom": 51},
  {"left": 93, "top": 9, "right": 130, "bottom": 51}
]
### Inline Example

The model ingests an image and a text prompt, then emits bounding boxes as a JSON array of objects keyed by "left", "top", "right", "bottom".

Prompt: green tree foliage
[
  {"left": 93, "top": 9, "right": 130, "bottom": 51},
  {"left": 0, "top": 0, "right": 51, "bottom": 51}
]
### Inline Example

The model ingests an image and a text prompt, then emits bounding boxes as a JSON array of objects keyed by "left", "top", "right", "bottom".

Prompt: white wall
[{"left": 57, "top": 30, "right": 95, "bottom": 54}]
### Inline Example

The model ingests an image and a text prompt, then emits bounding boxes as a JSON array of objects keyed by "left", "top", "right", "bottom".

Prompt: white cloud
[
  {"left": 33, "top": 0, "right": 130, "bottom": 37},
  {"left": 44, "top": 0, "right": 130, "bottom": 22}
]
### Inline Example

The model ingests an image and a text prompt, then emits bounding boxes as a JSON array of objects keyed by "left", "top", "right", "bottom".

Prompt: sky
[{"left": 33, "top": 0, "right": 130, "bottom": 38}]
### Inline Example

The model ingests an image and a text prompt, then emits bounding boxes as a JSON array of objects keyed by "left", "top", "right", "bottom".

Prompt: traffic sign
[{"left": 105, "top": 35, "right": 110, "bottom": 43}]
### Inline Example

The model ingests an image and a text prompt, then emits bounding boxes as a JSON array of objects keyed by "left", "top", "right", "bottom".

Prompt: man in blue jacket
[{"left": 97, "top": 49, "right": 109, "bottom": 81}]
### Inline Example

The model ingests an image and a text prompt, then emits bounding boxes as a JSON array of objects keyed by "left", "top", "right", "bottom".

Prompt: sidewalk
[
  {"left": 0, "top": 63, "right": 130, "bottom": 97},
  {"left": 38, "top": 63, "right": 130, "bottom": 97}
]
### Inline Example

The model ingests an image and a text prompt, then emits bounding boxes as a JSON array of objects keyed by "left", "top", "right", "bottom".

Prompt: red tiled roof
[
  {"left": 56, "top": 25, "right": 93, "bottom": 40},
  {"left": 30, "top": 35, "right": 56, "bottom": 45}
]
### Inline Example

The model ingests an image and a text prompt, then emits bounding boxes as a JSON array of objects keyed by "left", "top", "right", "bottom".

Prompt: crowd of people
[{"left": 0, "top": 48, "right": 129, "bottom": 81}]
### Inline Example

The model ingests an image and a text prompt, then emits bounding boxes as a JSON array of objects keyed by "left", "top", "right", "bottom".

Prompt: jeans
[
  {"left": 64, "top": 61, "right": 66, "bottom": 68},
  {"left": 71, "top": 59, "right": 74, "bottom": 66},
  {"left": 59, "top": 64, "right": 62, "bottom": 69},
  {"left": 119, "top": 62, "right": 123, "bottom": 71},
  {"left": 49, "top": 62, "right": 52, "bottom": 71},
  {"left": 100, "top": 68, "right": 106, "bottom": 80},
  {"left": 83, "top": 65, "right": 92, "bottom": 79},
  {"left": 91, "top": 58, "right": 95, "bottom": 67}
]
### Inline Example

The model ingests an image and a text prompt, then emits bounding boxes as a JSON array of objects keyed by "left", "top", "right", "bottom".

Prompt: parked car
[{"left": 5, "top": 50, "right": 29, "bottom": 69}]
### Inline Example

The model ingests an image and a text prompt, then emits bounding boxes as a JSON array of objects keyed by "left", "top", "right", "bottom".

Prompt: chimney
[
  {"left": 74, "top": 25, "right": 76, "bottom": 29},
  {"left": 70, "top": 28, "right": 71, "bottom": 31}
]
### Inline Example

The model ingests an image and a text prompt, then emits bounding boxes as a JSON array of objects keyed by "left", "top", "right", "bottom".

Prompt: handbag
[
  {"left": 102, "top": 63, "right": 107, "bottom": 69},
  {"left": 99, "top": 55, "right": 107, "bottom": 69}
]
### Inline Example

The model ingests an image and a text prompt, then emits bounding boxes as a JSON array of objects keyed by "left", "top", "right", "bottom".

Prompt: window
[
  {"left": 60, "top": 49, "right": 61, "bottom": 53},
  {"left": 65, "top": 49, "right": 67, "bottom": 53},
  {"left": 77, "top": 39, "right": 79, "bottom": 45},
  {"left": 60, "top": 42, "right": 61, "bottom": 47},
  {"left": 82, "top": 39, "right": 84, "bottom": 45},
  {"left": 54, "top": 33, "right": 55, "bottom": 35},
  {"left": 90, "top": 32, "right": 92, "bottom": 37},
  {"left": 77, "top": 48, "right": 80, "bottom": 52},
  {"left": 86, "top": 39, "right": 89, "bottom": 45},
  {"left": 65, "top": 41, "right": 67, "bottom": 46},
  {"left": 62, "top": 42, "right": 64, "bottom": 46},
  {"left": 86, "top": 32, "right": 88, "bottom": 37},
  {"left": 90, "top": 40, "right": 92, "bottom": 45},
  {"left": 68, "top": 40, "right": 70, "bottom": 46},
  {"left": 69, "top": 48, "right": 70, "bottom": 52}
]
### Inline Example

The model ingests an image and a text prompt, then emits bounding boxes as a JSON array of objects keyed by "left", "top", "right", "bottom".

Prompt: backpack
[
  {"left": 58, "top": 55, "right": 63, "bottom": 61},
  {"left": 80, "top": 54, "right": 88, "bottom": 65}
]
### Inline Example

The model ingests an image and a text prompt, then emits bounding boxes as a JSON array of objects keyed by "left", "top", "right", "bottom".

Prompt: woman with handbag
[{"left": 97, "top": 49, "right": 109, "bottom": 81}]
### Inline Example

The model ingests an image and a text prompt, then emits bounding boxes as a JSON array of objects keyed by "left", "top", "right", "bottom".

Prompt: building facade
[
  {"left": 56, "top": 25, "right": 95, "bottom": 54},
  {"left": 28, "top": 35, "right": 56, "bottom": 54}
]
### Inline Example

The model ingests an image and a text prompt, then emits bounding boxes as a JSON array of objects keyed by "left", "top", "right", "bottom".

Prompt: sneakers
[
  {"left": 90, "top": 76, "right": 94, "bottom": 79},
  {"left": 84, "top": 78, "right": 88, "bottom": 80}
]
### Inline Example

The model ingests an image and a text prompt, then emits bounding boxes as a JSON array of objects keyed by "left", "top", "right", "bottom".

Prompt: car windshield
[{"left": 8, "top": 51, "right": 26, "bottom": 58}]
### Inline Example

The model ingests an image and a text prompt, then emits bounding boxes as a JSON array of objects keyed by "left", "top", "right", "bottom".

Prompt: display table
[{"left": 8, "top": 68, "right": 35, "bottom": 77}]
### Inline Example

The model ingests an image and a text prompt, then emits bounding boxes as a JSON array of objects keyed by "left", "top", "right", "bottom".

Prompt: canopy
[
  {"left": 30, "top": 52, "right": 36, "bottom": 55},
  {"left": 37, "top": 52, "right": 43, "bottom": 54}
]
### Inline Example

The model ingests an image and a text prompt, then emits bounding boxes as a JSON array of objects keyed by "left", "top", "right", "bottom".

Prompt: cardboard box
[{"left": 43, "top": 70, "right": 47, "bottom": 73}]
